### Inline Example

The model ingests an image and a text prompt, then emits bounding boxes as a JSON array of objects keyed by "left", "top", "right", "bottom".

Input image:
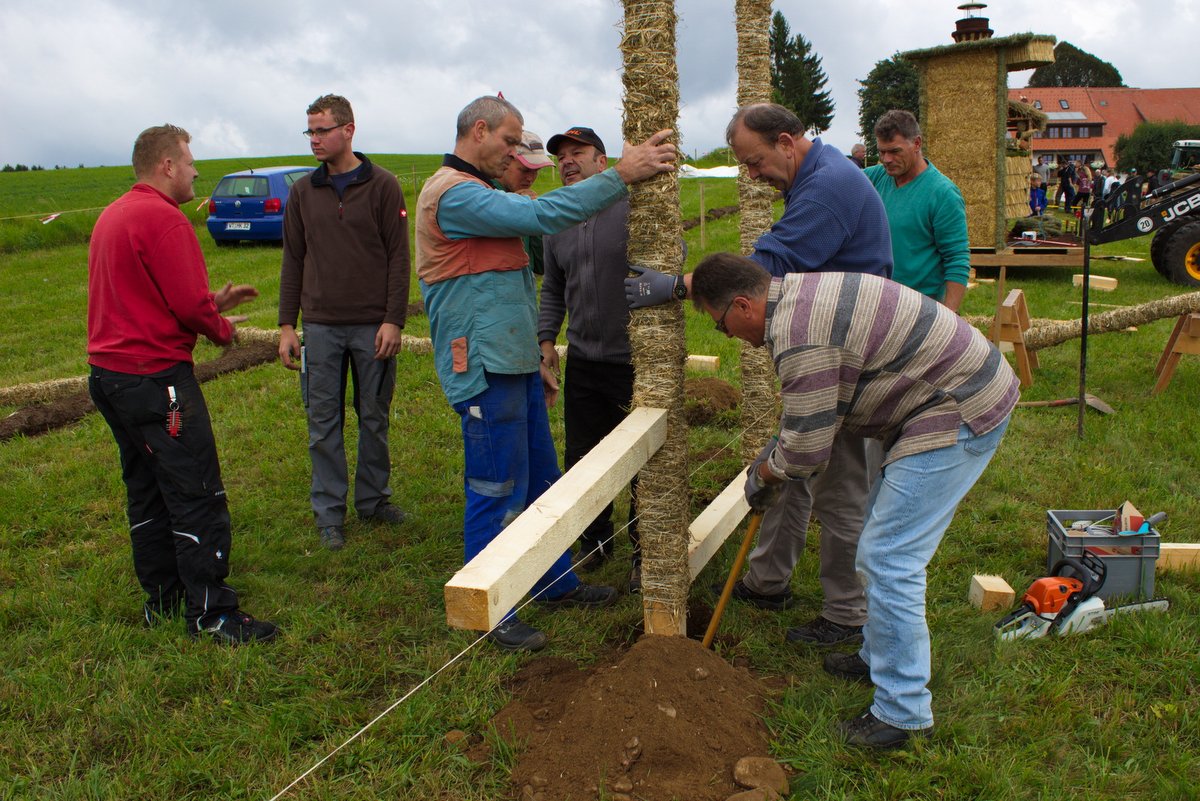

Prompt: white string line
[{"left": 269, "top": 401, "right": 774, "bottom": 800}]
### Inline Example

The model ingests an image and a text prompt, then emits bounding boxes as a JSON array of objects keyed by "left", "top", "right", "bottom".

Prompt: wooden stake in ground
[
  {"left": 621, "top": 0, "right": 689, "bottom": 636},
  {"left": 734, "top": 0, "right": 779, "bottom": 462}
]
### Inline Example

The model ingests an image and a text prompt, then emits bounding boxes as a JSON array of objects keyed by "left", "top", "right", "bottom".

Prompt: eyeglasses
[
  {"left": 715, "top": 298, "right": 736, "bottom": 334},
  {"left": 302, "top": 123, "right": 348, "bottom": 139}
]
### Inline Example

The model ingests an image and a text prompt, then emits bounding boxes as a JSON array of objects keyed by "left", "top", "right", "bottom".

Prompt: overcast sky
[{"left": 2, "top": 0, "right": 1196, "bottom": 168}]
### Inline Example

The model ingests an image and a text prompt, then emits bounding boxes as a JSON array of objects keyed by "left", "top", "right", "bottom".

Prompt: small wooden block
[
  {"left": 1072, "top": 274, "right": 1118, "bottom": 291},
  {"left": 1158, "top": 543, "right": 1200, "bottom": 572},
  {"left": 969, "top": 574, "right": 1015, "bottom": 612}
]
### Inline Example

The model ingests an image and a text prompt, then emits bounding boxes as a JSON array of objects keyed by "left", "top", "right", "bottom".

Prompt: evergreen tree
[
  {"left": 769, "top": 11, "right": 834, "bottom": 135},
  {"left": 1028, "top": 41, "right": 1124, "bottom": 87},
  {"left": 856, "top": 53, "right": 920, "bottom": 158}
]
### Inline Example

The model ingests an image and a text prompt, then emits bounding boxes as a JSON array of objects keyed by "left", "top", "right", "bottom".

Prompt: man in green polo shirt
[{"left": 866, "top": 110, "right": 970, "bottom": 312}]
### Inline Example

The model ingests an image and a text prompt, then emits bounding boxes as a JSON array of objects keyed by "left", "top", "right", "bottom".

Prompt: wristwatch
[{"left": 672, "top": 276, "right": 687, "bottom": 300}]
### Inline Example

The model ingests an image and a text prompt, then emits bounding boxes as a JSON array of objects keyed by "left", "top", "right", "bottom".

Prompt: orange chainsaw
[{"left": 994, "top": 551, "right": 1168, "bottom": 640}]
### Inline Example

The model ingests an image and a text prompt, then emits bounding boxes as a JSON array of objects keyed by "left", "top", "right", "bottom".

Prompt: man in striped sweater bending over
[{"left": 691, "top": 252, "right": 1018, "bottom": 750}]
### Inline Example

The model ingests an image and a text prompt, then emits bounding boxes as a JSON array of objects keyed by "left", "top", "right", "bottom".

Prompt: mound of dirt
[
  {"left": 494, "top": 635, "right": 772, "bottom": 801},
  {"left": 685, "top": 377, "right": 741, "bottom": 426}
]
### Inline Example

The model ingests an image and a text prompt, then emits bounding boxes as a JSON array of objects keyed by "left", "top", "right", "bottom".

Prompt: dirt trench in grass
[
  {"left": 0, "top": 341, "right": 278, "bottom": 441},
  {"left": 464, "top": 605, "right": 780, "bottom": 801}
]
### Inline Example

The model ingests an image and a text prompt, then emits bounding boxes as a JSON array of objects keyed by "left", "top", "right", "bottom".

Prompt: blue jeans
[
  {"left": 856, "top": 418, "right": 1010, "bottom": 730},
  {"left": 453, "top": 372, "right": 579, "bottom": 605}
]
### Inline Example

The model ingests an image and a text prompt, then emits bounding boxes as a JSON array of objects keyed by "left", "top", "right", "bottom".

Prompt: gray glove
[
  {"left": 744, "top": 464, "right": 783, "bottom": 512},
  {"left": 625, "top": 265, "right": 683, "bottom": 309},
  {"left": 744, "top": 439, "right": 784, "bottom": 512}
]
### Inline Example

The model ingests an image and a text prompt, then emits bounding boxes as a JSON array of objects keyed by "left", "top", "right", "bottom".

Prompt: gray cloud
[{"left": 1, "top": 0, "right": 1191, "bottom": 167}]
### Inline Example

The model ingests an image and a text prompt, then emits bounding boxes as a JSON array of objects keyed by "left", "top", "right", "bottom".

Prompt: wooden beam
[
  {"left": 554, "top": 344, "right": 719, "bottom": 374},
  {"left": 687, "top": 475, "right": 751, "bottom": 580},
  {"left": 1158, "top": 543, "right": 1200, "bottom": 573},
  {"left": 1073, "top": 274, "right": 1118, "bottom": 291},
  {"left": 444, "top": 407, "right": 668, "bottom": 631}
]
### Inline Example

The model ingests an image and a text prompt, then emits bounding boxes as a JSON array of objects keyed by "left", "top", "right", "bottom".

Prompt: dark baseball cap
[{"left": 546, "top": 126, "right": 606, "bottom": 156}]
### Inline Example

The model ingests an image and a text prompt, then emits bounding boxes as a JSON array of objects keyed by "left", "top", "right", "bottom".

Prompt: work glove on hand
[
  {"left": 624, "top": 265, "right": 681, "bottom": 309},
  {"left": 744, "top": 462, "right": 783, "bottom": 512}
]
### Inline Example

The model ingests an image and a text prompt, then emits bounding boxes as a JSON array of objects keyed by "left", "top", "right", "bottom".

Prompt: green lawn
[{"left": 0, "top": 167, "right": 1197, "bottom": 800}]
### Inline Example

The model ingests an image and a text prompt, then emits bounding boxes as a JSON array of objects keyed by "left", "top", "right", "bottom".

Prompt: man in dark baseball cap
[
  {"left": 538, "top": 125, "right": 641, "bottom": 590},
  {"left": 546, "top": 126, "right": 606, "bottom": 157}
]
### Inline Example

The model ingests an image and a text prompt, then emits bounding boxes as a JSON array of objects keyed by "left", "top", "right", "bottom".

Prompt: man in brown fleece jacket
[{"left": 278, "top": 93, "right": 411, "bottom": 551}]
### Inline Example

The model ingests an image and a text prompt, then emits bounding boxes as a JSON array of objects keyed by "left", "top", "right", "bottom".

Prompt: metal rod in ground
[
  {"left": 1078, "top": 210, "right": 1091, "bottom": 439},
  {"left": 702, "top": 513, "right": 763, "bottom": 649}
]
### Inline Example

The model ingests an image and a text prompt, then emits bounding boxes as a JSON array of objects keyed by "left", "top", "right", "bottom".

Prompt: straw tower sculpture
[
  {"left": 620, "top": 0, "right": 690, "bottom": 635},
  {"left": 733, "top": 0, "right": 780, "bottom": 461}
]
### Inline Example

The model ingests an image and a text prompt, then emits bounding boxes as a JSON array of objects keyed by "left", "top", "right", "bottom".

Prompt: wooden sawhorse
[
  {"left": 1153, "top": 313, "right": 1200, "bottom": 395},
  {"left": 989, "top": 288, "right": 1037, "bottom": 388}
]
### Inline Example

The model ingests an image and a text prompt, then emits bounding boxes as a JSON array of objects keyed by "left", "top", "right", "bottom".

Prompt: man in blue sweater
[{"left": 626, "top": 103, "right": 892, "bottom": 650}]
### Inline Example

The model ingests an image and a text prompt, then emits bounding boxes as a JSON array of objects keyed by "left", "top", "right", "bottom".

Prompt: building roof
[
  {"left": 1007, "top": 86, "right": 1200, "bottom": 166},
  {"left": 904, "top": 32, "right": 1056, "bottom": 70}
]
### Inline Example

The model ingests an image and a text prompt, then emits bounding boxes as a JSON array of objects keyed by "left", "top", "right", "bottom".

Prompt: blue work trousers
[
  {"left": 453, "top": 371, "right": 579, "bottom": 601},
  {"left": 857, "top": 418, "right": 1010, "bottom": 731}
]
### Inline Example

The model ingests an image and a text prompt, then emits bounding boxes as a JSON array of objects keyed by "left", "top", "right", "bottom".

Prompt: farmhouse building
[{"left": 1007, "top": 86, "right": 1200, "bottom": 167}]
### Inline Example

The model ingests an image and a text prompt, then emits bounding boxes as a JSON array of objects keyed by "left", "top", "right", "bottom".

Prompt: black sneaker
[
  {"left": 319, "top": 525, "right": 345, "bottom": 551},
  {"left": 538, "top": 583, "right": 619, "bottom": 609},
  {"left": 786, "top": 615, "right": 864, "bottom": 647},
  {"left": 488, "top": 617, "right": 547, "bottom": 652},
  {"left": 822, "top": 651, "right": 872, "bottom": 685},
  {"left": 710, "top": 578, "right": 794, "bottom": 611},
  {"left": 575, "top": 542, "right": 612, "bottom": 573},
  {"left": 363, "top": 503, "right": 410, "bottom": 525},
  {"left": 191, "top": 611, "right": 278, "bottom": 645},
  {"left": 627, "top": 562, "right": 642, "bottom": 595},
  {"left": 839, "top": 710, "right": 929, "bottom": 750}
]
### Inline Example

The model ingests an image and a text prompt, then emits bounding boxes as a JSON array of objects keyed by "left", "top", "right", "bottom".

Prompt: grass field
[{"left": 0, "top": 161, "right": 1198, "bottom": 800}]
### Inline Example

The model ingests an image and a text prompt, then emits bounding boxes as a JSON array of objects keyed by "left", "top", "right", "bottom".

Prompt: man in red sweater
[{"left": 87, "top": 124, "right": 277, "bottom": 645}]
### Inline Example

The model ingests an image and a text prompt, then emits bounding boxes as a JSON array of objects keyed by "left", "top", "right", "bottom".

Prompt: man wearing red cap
[{"left": 494, "top": 130, "right": 554, "bottom": 275}]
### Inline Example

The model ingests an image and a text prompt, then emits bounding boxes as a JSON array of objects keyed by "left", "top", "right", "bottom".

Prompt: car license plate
[{"left": 225, "top": 222, "right": 251, "bottom": 231}]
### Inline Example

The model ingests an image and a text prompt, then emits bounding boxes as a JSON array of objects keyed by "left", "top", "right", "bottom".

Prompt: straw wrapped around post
[
  {"left": 1022, "top": 292, "right": 1200, "bottom": 351},
  {"left": 621, "top": 0, "right": 690, "bottom": 636},
  {"left": 734, "top": 0, "right": 780, "bottom": 462}
]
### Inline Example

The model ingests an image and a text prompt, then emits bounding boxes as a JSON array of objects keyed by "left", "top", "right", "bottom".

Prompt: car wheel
[{"left": 1163, "top": 219, "right": 1200, "bottom": 287}]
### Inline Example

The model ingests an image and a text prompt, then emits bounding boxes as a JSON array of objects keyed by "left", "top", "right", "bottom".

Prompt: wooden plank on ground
[
  {"left": 1158, "top": 543, "right": 1200, "bottom": 572},
  {"left": 444, "top": 407, "right": 668, "bottom": 631},
  {"left": 687, "top": 475, "right": 750, "bottom": 580},
  {"left": 1073, "top": 274, "right": 1118, "bottom": 291},
  {"left": 555, "top": 345, "right": 718, "bottom": 373}
]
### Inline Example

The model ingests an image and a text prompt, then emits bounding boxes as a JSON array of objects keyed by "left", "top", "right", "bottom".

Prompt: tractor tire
[
  {"left": 1163, "top": 219, "right": 1200, "bottom": 287},
  {"left": 1150, "top": 219, "right": 1187, "bottom": 278}
]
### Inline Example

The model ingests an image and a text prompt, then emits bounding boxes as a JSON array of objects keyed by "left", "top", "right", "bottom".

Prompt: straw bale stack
[
  {"left": 621, "top": 0, "right": 690, "bottom": 635},
  {"left": 734, "top": 0, "right": 781, "bottom": 463}
]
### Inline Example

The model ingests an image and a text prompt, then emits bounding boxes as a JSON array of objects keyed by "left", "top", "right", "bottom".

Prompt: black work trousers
[
  {"left": 563, "top": 356, "right": 640, "bottom": 561},
  {"left": 89, "top": 363, "right": 239, "bottom": 630}
]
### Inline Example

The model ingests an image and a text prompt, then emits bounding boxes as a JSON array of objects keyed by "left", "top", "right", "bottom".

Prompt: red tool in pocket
[{"left": 166, "top": 385, "right": 182, "bottom": 437}]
